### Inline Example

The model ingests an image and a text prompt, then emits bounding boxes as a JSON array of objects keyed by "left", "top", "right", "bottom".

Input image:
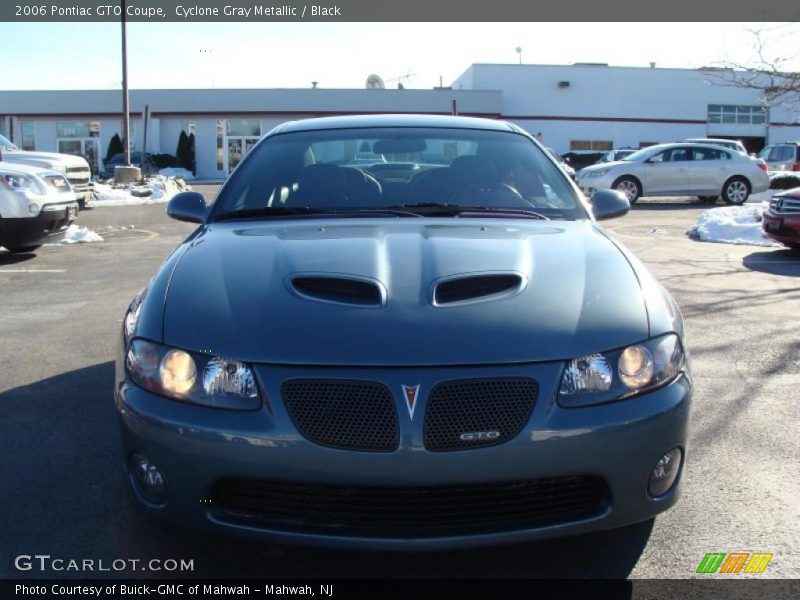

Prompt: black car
[{"left": 100, "top": 152, "right": 158, "bottom": 179}]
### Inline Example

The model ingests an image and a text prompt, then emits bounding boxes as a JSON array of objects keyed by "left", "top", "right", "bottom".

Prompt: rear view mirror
[
  {"left": 590, "top": 189, "right": 630, "bottom": 221},
  {"left": 167, "top": 191, "right": 208, "bottom": 223},
  {"left": 373, "top": 138, "right": 427, "bottom": 155}
]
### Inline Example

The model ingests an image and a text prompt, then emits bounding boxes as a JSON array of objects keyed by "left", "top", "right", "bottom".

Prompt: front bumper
[
  {"left": 0, "top": 202, "right": 78, "bottom": 248},
  {"left": 115, "top": 359, "right": 692, "bottom": 550},
  {"left": 762, "top": 210, "right": 800, "bottom": 245}
]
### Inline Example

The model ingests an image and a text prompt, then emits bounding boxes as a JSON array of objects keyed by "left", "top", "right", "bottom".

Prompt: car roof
[
  {"left": 645, "top": 142, "right": 733, "bottom": 152},
  {"left": 271, "top": 114, "right": 517, "bottom": 135}
]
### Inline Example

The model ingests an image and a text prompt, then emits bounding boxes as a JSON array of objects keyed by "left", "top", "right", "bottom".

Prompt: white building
[{"left": 1, "top": 63, "right": 797, "bottom": 179}]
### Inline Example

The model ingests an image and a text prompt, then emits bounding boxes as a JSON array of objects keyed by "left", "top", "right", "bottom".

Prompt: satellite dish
[{"left": 366, "top": 74, "right": 385, "bottom": 90}]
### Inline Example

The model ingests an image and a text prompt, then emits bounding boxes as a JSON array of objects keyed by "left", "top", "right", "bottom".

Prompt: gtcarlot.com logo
[
  {"left": 696, "top": 552, "right": 773, "bottom": 574},
  {"left": 14, "top": 554, "right": 194, "bottom": 573}
]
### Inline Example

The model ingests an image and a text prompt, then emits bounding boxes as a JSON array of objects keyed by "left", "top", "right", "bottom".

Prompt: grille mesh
[
  {"left": 424, "top": 377, "right": 537, "bottom": 451},
  {"left": 292, "top": 277, "right": 382, "bottom": 305},
  {"left": 434, "top": 274, "right": 521, "bottom": 304},
  {"left": 282, "top": 379, "right": 399, "bottom": 451},
  {"left": 212, "top": 476, "right": 608, "bottom": 536}
]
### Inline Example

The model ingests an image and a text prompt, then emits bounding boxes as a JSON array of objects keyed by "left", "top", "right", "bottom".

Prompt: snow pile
[
  {"left": 686, "top": 202, "right": 782, "bottom": 247},
  {"left": 59, "top": 224, "right": 104, "bottom": 244},
  {"left": 88, "top": 176, "right": 189, "bottom": 207},
  {"left": 158, "top": 167, "right": 195, "bottom": 181}
]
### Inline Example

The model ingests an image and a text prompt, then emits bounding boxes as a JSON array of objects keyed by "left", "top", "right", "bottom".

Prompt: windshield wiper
[
  {"left": 384, "top": 203, "right": 550, "bottom": 220},
  {"left": 213, "top": 207, "right": 321, "bottom": 221}
]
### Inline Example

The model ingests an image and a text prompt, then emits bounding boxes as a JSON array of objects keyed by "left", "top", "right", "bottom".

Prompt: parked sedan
[
  {"left": 100, "top": 152, "right": 158, "bottom": 179},
  {"left": 576, "top": 142, "right": 769, "bottom": 204},
  {"left": 116, "top": 115, "right": 691, "bottom": 550},
  {"left": 762, "top": 186, "right": 800, "bottom": 250},
  {"left": 0, "top": 161, "right": 79, "bottom": 252}
]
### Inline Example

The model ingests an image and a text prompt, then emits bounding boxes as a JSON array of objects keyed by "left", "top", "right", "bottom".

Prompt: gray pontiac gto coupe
[{"left": 115, "top": 115, "right": 691, "bottom": 550}]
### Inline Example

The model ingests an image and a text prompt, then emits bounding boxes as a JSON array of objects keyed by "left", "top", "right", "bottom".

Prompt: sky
[{"left": 2, "top": 22, "right": 798, "bottom": 91}]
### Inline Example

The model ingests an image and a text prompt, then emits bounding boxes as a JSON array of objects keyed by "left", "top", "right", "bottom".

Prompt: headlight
[
  {"left": 126, "top": 339, "right": 261, "bottom": 410},
  {"left": 123, "top": 286, "right": 148, "bottom": 345},
  {"left": 558, "top": 334, "right": 685, "bottom": 407},
  {"left": 0, "top": 173, "right": 44, "bottom": 194}
]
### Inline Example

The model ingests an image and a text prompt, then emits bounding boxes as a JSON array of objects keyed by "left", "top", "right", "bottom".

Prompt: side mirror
[
  {"left": 590, "top": 189, "right": 630, "bottom": 221},
  {"left": 167, "top": 191, "right": 207, "bottom": 223}
]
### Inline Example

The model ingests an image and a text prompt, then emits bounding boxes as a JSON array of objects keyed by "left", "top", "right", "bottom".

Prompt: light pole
[
  {"left": 121, "top": 0, "right": 131, "bottom": 166},
  {"left": 515, "top": 46, "right": 522, "bottom": 65}
]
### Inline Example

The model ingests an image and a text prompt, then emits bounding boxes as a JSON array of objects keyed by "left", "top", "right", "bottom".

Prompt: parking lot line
[{"left": 0, "top": 269, "right": 67, "bottom": 273}]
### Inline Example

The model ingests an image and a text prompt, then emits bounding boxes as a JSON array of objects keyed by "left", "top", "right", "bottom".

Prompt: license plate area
[{"left": 67, "top": 206, "right": 77, "bottom": 221}]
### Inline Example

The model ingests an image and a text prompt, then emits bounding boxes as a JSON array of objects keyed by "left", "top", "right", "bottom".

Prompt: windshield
[
  {"left": 620, "top": 146, "right": 659, "bottom": 162},
  {"left": 0, "top": 134, "right": 19, "bottom": 151},
  {"left": 211, "top": 127, "right": 587, "bottom": 221}
]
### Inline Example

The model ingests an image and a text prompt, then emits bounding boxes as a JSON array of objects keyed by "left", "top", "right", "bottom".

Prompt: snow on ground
[
  {"left": 88, "top": 176, "right": 189, "bottom": 207},
  {"left": 158, "top": 167, "right": 195, "bottom": 181},
  {"left": 747, "top": 189, "right": 773, "bottom": 203},
  {"left": 687, "top": 201, "right": 782, "bottom": 247},
  {"left": 58, "top": 224, "right": 104, "bottom": 244}
]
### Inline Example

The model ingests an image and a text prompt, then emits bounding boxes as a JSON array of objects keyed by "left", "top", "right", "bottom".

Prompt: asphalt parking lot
[{"left": 1, "top": 187, "right": 798, "bottom": 579}]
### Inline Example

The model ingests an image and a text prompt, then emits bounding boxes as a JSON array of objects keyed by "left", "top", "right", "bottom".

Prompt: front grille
[
  {"left": 424, "top": 377, "right": 537, "bottom": 451},
  {"left": 291, "top": 276, "right": 383, "bottom": 306},
  {"left": 434, "top": 274, "right": 522, "bottom": 304},
  {"left": 211, "top": 476, "right": 608, "bottom": 536},
  {"left": 66, "top": 167, "right": 91, "bottom": 190},
  {"left": 282, "top": 379, "right": 399, "bottom": 452},
  {"left": 771, "top": 197, "right": 800, "bottom": 214}
]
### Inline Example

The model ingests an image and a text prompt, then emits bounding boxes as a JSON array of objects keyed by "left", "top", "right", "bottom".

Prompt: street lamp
[
  {"left": 121, "top": 0, "right": 130, "bottom": 166},
  {"left": 515, "top": 46, "right": 522, "bottom": 65}
]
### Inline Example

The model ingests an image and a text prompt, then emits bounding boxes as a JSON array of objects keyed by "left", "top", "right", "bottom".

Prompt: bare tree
[{"left": 704, "top": 24, "right": 799, "bottom": 113}]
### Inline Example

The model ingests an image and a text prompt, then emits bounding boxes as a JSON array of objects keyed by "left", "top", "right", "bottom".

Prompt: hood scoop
[
  {"left": 433, "top": 273, "right": 525, "bottom": 306},
  {"left": 290, "top": 276, "right": 385, "bottom": 307}
]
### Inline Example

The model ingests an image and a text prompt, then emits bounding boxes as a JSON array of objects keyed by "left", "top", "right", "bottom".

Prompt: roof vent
[
  {"left": 291, "top": 276, "right": 384, "bottom": 306},
  {"left": 434, "top": 274, "right": 523, "bottom": 305}
]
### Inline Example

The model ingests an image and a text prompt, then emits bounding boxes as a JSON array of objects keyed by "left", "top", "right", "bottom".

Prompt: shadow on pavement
[
  {"left": 0, "top": 250, "right": 37, "bottom": 264},
  {"left": 742, "top": 249, "right": 800, "bottom": 276},
  {"left": 1, "top": 362, "right": 650, "bottom": 581}
]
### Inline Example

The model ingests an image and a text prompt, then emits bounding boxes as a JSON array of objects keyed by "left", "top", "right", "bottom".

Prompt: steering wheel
[{"left": 448, "top": 182, "right": 528, "bottom": 207}]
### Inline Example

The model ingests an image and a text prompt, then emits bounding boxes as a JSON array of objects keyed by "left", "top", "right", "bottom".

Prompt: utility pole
[{"left": 121, "top": 0, "right": 131, "bottom": 166}]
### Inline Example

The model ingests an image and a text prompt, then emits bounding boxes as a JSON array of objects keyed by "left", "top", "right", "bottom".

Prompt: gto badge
[
  {"left": 460, "top": 431, "right": 501, "bottom": 442},
  {"left": 401, "top": 384, "right": 420, "bottom": 420}
]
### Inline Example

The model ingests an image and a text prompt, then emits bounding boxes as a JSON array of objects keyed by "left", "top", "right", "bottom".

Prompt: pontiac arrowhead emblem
[{"left": 401, "top": 384, "right": 420, "bottom": 420}]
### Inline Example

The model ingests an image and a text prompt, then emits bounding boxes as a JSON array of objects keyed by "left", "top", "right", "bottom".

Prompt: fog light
[
  {"left": 28, "top": 203, "right": 40, "bottom": 215},
  {"left": 130, "top": 454, "right": 166, "bottom": 504},
  {"left": 648, "top": 447, "right": 682, "bottom": 497}
]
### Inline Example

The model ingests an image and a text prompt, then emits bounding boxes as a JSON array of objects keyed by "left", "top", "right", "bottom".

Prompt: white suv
[
  {"left": 0, "top": 162, "right": 79, "bottom": 252},
  {"left": 0, "top": 134, "right": 92, "bottom": 208}
]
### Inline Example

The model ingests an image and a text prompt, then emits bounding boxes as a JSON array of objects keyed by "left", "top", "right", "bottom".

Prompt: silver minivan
[{"left": 758, "top": 142, "right": 800, "bottom": 172}]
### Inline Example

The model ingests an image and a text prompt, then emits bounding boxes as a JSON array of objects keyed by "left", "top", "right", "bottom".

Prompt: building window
[
  {"left": 227, "top": 119, "right": 261, "bottom": 137},
  {"left": 570, "top": 140, "right": 613, "bottom": 151},
  {"left": 20, "top": 121, "right": 35, "bottom": 150},
  {"left": 708, "top": 104, "right": 766, "bottom": 125}
]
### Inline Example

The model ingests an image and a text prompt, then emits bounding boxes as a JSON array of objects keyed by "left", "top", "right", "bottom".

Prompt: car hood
[
  {"left": 0, "top": 160, "right": 58, "bottom": 178},
  {"left": 161, "top": 219, "right": 650, "bottom": 366},
  {"left": 1, "top": 150, "right": 90, "bottom": 169},
  {"left": 579, "top": 160, "right": 630, "bottom": 175}
]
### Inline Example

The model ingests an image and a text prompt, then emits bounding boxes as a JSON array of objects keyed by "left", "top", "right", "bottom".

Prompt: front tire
[
  {"left": 722, "top": 177, "right": 750, "bottom": 205},
  {"left": 613, "top": 176, "right": 642, "bottom": 204}
]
